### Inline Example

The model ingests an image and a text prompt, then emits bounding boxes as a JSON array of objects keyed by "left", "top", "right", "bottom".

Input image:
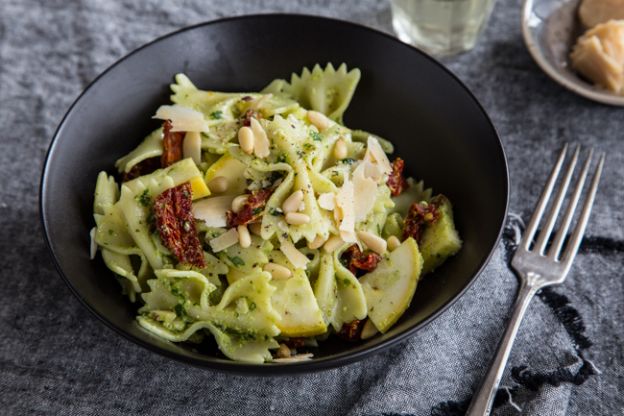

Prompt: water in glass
[{"left": 391, "top": 0, "right": 496, "bottom": 56}]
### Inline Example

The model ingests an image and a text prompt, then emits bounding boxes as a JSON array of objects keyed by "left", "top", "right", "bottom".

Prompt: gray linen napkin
[{"left": 1, "top": 0, "right": 622, "bottom": 415}]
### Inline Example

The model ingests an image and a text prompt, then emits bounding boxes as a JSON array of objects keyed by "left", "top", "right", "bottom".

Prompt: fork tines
[{"left": 521, "top": 144, "right": 605, "bottom": 265}]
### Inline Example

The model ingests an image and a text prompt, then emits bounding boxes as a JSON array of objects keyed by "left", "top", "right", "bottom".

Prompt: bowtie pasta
[{"left": 91, "top": 64, "right": 462, "bottom": 363}]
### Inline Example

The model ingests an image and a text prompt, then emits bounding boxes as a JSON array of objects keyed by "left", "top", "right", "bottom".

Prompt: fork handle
[{"left": 466, "top": 279, "right": 539, "bottom": 416}]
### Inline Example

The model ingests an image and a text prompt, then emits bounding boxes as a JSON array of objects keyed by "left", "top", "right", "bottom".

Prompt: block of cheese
[
  {"left": 570, "top": 20, "right": 624, "bottom": 94},
  {"left": 579, "top": 0, "right": 624, "bottom": 28}
]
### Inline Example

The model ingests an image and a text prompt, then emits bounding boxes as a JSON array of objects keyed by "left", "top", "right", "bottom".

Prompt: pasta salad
[{"left": 91, "top": 64, "right": 462, "bottom": 363}]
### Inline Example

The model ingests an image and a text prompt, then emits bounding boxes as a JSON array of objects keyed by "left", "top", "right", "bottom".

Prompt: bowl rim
[
  {"left": 40, "top": 13, "right": 509, "bottom": 375},
  {"left": 521, "top": 0, "right": 624, "bottom": 107}
]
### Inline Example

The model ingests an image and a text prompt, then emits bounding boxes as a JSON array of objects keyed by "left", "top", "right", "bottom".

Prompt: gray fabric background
[{"left": 1, "top": 0, "right": 622, "bottom": 415}]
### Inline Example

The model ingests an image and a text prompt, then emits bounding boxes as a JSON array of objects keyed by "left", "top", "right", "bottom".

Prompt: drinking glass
[{"left": 391, "top": 0, "right": 497, "bottom": 56}]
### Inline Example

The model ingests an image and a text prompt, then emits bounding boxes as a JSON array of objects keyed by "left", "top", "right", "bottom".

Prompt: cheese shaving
[
  {"left": 192, "top": 196, "right": 235, "bottom": 227},
  {"left": 278, "top": 236, "right": 310, "bottom": 270},
  {"left": 352, "top": 162, "right": 378, "bottom": 221},
  {"left": 335, "top": 175, "right": 356, "bottom": 243},
  {"left": 153, "top": 104, "right": 209, "bottom": 133},
  {"left": 317, "top": 192, "right": 336, "bottom": 210},
  {"left": 89, "top": 227, "right": 97, "bottom": 260},
  {"left": 272, "top": 353, "right": 314, "bottom": 363},
  {"left": 364, "top": 136, "right": 391, "bottom": 182},
  {"left": 209, "top": 228, "right": 239, "bottom": 252}
]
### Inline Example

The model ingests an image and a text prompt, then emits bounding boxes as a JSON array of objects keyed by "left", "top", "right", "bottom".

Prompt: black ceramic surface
[{"left": 40, "top": 14, "right": 508, "bottom": 374}]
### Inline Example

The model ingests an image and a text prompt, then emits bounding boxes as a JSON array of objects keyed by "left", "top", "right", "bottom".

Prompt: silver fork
[{"left": 466, "top": 144, "right": 605, "bottom": 416}]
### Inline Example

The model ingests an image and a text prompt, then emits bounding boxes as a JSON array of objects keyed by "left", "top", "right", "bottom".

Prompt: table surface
[{"left": 1, "top": 0, "right": 622, "bottom": 415}]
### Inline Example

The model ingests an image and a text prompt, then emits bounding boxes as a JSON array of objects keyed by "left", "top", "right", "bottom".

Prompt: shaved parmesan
[
  {"left": 335, "top": 175, "right": 356, "bottom": 243},
  {"left": 249, "top": 93, "right": 272, "bottom": 110},
  {"left": 353, "top": 163, "right": 378, "bottom": 221},
  {"left": 183, "top": 132, "right": 202, "bottom": 165},
  {"left": 89, "top": 227, "right": 97, "bottom": 259},
  {"left": 278, "top": 236, "right": 310, "bottom": 270},
  {"left": 364, "top": 136, "right": 392, "bottom": 182},
  {"left": 192, "top": 195, "right": 235, "bottom": 227},
  {"left": 153, "top": 105, "right": 209, "bottom": 133},
  {"left": 272, "top": 353, "right": 314, "bottom": 363},
  {"left": 209, "top": 228, "right": 239, "bottom": 252},
  {"left": 250, "top": 118, "right": 270, "bottom": 158},
  {"left": 318, "top": 192, "right": 336, "bottom": 210}
]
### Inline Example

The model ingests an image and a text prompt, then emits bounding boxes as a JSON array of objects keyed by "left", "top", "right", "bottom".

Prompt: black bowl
[{"left": 40, "top": 14, "right": 508, "bottom": 374}]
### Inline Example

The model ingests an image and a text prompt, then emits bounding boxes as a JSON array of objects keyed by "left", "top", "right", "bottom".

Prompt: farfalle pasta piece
[{"left": 263, "top": 63, "right": 361, "bottom": 122}]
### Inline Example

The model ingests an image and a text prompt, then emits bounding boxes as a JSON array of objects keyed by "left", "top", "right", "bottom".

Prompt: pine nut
[
  {"left": 307, "top": 110, "right": 332, "bottom": 131},
  {"left": 357, "top": 230, "right": 387, "bottom": 255},
  {"left": 237, "top": 225, "right": 251, "bottom": 248},
  {"left": 387, "top": 235, "right": 401, "bottom": 252},
  {"left": 333, "top": 138, "right": 348, "bottom": 160},
  {"left": 183, "top": 131, "right": 202, "bottom": 165},
  {"left": 282, "top": 190, "right": 304, "bottom": 213},
  {"left": 264, "top": 262, "right": 292, "bottom": 280},
  {"left": 232, "top": 195, "right": 248, "bottom": 213},
  {"left": 285, "top": 212, "right": 310, "bottom": 225},
  {"left": 360, "top": 319, "right": 378, "bottom": 340},
  {"left": 238, "top": 126, "right": 255, "bottom": 154},
  {"left": 207, "top": 176, "right": 228, "bottom": 193},
  {"left": 250, "top": 118, "right": 270, "bottom": 158},
  {"left": 276, "top": 343, "right": 291, "bottom": 358},
  {"left": 249, "top": 222, "right": 263, "bottom": 236},
  {"left": 308, "top": 234, "right": 327, "bottom": 250},
  {"left": 323, "top": 235, "right": 344, "bottom": 253}
]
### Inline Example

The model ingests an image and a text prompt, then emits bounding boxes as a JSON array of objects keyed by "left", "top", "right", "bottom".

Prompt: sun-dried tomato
[
  {"left": 122, "top": 157, "right": 161, "bottom": 182},
  {"left": 240, "top": 109, "right": 259, "bottom": 127},
  {"left": 283, "top": 337, "right": 306, "bottom": 349},
  {"left": 386, "top": 157, "right": 408, "bottom": 197},
  {"left": 341, "top": 244, "right": 382, "bottom": 276},
  {"left": 226, "top": 188, "right": 273, "bottom": 227},
  {"left": 403, "top": 199, "right": 440, "bottom": 242},
  {"left": 337, "top": 320, "right": 364, "bottom": 341},
  {"left": 161, "top": 120, "right": 185, "bottom": 167},
  {"left": 153, "top": 182, "right": 205, "bottom": 268}
]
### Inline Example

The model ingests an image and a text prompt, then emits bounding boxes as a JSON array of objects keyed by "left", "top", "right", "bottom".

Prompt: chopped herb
[
  {"left": 277, "top": 153, "right": 287, "bottom": 163},
  {"left": 229, "top": 255, "right": 246, "bottom": 267},
  {"left": 249, "top": 302, "right": 257, "bottom": 311},
  {"left": 303, "top": 143, "right": 313, "bottom": 150},
  {"left": 269, "top": 207, "right": 283, "bottom": 216},
  {"left": 108, "top": 229, "right": 114, "bottom": 236},
  {"left": 136, "top": 189, "right": 151, "bottom": 207},
  {"left": 210, "top": 110, "right": 223, "bottom": 120},
  {"left": 341, "top": 158, "right": 356, "bottom": 165},
  {"left": 252, "top": 207, "right": 263, "bottom": 215},
  {"left": 174, "top": 303, "right": 185, "bottom": 316},
  {"left": 213, "top": 323, "right": 257, "bottom": 341},
  {"left": 171, "top": 286, "right": 183, "bottom": 297},
  {"left": 310, "top": 131, "right": 322, "bottom": 141}
]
